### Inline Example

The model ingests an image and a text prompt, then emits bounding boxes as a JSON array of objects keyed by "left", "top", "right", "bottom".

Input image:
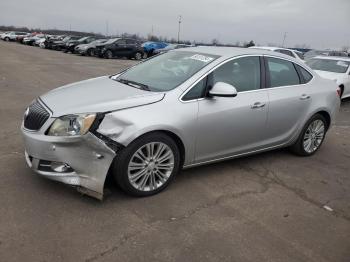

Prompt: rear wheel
[
  {"left": 339, "top": 85, "right": 344, "bottom": 99},
  {"left": 4, "top": 37, "right": 9, "bottom": 41},
  {"left": 104, "top": 50, "right": 113, "bottom": 59},
  {"left": 290, "top": 114, "right": 327, "bottom": 156},
  {"left": 113, "top": 132, "right": 180, "bottom": 197}
]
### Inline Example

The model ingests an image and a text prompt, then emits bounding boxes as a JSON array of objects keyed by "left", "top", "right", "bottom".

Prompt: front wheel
[
  {"left": 290, "top": 114, "right": 327, "bottom": 156},
  {"left": 113, "top": 132, "right": 180, "bottom": 197},
  {"left": 87, "top": 49, "right": 94, "bottom": 56},
  {"left": 4, "top": 37, "right": 10, "bottom": 41},
  {"left": 134, "top": 52, "right": 142, "bottom": 60}
]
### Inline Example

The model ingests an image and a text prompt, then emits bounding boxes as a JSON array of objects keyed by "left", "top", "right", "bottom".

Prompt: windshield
[
  {"left": 307, "top": 58, "right": 350, "bottom": 73},
  {"left": 91, "top": 39, "right": 106, "bottom": 45},
  {"left": 78, "top": 37, "right": 89, "bottom": 42},
  {"left": 116, "top": 51, "right": 219, "bottom": 92},
  {"left": 104, "top": 38, "right": 119, "bottom": 45}
]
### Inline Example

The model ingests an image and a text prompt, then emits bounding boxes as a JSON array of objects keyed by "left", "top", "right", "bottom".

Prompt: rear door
[
  {"left": 194, "top": 56, "right": 269, "bottom": 163},
  {"left": 263, "top": 56, "right": 312, "bottom": 146},
  {"left": 113, "top": 39, "right": 127, "bottom": 56}
]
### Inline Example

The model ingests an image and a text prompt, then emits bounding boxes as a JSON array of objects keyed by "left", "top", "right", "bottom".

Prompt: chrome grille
[{"left": 23, "top": 100, "right": 50, "bottom": 131}]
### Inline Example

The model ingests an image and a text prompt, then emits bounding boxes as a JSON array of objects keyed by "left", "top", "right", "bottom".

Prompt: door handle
[
  {"left": 251, "top": 102, "right": 266, "bottom": 109},
  {"left": 300, "top": 94, "right": 311, "bottom": 100}
]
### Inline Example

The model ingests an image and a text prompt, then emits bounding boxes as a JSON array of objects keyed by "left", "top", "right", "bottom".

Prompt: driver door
[{"left": 194, "top": 56, "right": 269, "bottom": 163}]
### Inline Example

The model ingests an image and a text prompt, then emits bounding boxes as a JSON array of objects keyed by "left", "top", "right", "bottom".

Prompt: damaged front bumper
[{"left": 22, "top": 124, "right": 118, "bottom": 200}]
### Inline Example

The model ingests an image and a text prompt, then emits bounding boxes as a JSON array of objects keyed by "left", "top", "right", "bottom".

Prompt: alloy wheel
[
  {"left": 303, "top": 119, "right": 325, "bottom": 153},
  {"left": 135, "top": 52, "right": 142, "bottom": 60},
  {"left": 127, "top": 142, "right": 175, "bottom": 192}
]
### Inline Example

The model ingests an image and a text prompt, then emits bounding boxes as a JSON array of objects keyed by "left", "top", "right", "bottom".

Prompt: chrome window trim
[{"left": 180, "top": 53, "right": 314, "bottom": 103}]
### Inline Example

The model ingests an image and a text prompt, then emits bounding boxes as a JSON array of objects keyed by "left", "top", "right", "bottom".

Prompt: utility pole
[
  {"left": 282, "top": 32, "right": 287, "bottom": 47},
  {"left": 106, "top": 20, "right": 109, "bottom": 37},
  {"left": 177, "top": 15, "right": 182, "bottom": 43}
]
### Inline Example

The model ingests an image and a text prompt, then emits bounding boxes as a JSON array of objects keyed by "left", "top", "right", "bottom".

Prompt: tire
[
  {"left": 340, "top": 86, "right": 344, "bottom": 99},
  {"left": 4, "top": 37, "right": 9, "bottom": 42},
  {"left": 113, "top": 132, "right": 180, "bottom": 197},
  {"left": 104, "top": 50, "right": 113, "bottom": 59},
  {"left": 87, "top": 49, "right": 94, "bottom": 56},
  {"left": 290, "top": 114, "right": 327, "bottom": 156},
  {"left": 134, "top": 52, "right": 142, "bottom": 60}
]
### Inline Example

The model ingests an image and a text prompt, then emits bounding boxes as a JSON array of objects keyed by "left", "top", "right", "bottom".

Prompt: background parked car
[
  {"left": 306, "top": 56, "right": 350, "bottom": 99},
  {"left": 63, "top": 36, "right": 97, "bottom": 53},
  {"left": 142, "top": 41, "right": 168, "bottom": 56},
  {"left": 23, "top": 34, "right": 45, "bottom": 46},
  {"left": 75, "top": 39, "right": 107, "bottom": 56},
  {"left": 16, "top": 32, "right": 38, "bottom": 43},
  {"left": 304, "top": 50, "right": 349, "bottom": 61},
  {"left": 49, "top": 35, "right": 80, "bottom": 50},
  {"left": 94, "top": 38, "right": 145, "bottom": 60},
  {"left": 250, "top": 46, "right": 305, "bottom": 62},
  {"left": 153, "top": 43, "right": 193, "bottom": 55},
  {"left": 1, "top": 31, "right": 29, "bottom": 41}
]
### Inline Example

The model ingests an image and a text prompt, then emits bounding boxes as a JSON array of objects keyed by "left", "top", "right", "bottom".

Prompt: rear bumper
[{"left": 22, "top": 126, "right": 116, "bottom": 199}]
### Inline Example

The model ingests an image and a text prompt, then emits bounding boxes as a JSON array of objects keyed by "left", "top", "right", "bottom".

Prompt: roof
[
  {"left": 178, "top": 46, "right": 296, "bottom": 61},
  {"left": 249, "top": 46, "right": 299, "bottom": 53}
]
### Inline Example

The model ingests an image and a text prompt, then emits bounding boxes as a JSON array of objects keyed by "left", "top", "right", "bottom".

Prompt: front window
[
  {"left": 210, "top": 56, "right": 261, "bottom": 92},
  {"left": 307, "top": 59, "right": 350, "bottom": 73},
  {"left": 116, "top": 51, "right": 219, "bottom": 92}
]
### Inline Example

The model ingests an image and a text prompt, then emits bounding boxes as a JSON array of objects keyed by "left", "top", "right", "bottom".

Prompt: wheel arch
[
  {"left": 126, "top": 129, "right": 186, "bottom": 168},
  {"left": 316, "top": 110, "right": 331, "bottom": 130}
]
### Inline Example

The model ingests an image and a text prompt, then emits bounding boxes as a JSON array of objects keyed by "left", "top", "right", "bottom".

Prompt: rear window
[
  {"left": 296, "top": 65, "right": 313, "bottom": 83},
  {"left": 267, "top": 57, "right": 300, "bottom": 88}
]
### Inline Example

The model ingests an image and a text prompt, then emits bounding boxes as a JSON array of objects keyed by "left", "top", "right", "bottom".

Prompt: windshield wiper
[{"left": 116, "top": 78, "right": 151, "bottom": 91}]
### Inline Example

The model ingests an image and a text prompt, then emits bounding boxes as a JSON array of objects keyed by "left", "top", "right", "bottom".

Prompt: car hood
[
  {"left": 313, "top": 70, "right": 344, "bottom": 83},
  {"left": 40, "top": 76, "right": 164, "bottom": 117},
  {"left": 95, "top": 43, "right": 108, "bottom": 48},
  {"left": 76, "top": 43, "right": 89, "bottom": 49}
]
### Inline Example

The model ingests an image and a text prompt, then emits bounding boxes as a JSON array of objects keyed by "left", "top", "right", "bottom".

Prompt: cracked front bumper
[{"left": 22, "top": 125, "right": 116, "bottom": 199}]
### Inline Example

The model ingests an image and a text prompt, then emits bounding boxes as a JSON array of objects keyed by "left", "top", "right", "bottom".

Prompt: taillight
[{"left": 336, "top": 87, "right": 341, "bottom": 98}]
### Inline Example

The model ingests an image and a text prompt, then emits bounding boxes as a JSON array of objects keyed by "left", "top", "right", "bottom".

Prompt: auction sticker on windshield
[{"left": 189, "top": 54, "right": 214, "bottom": 63}]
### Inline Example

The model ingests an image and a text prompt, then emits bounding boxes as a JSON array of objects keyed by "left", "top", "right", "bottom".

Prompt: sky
[{"left": 0, "top": 0, "right": 349, "bottom": 50}]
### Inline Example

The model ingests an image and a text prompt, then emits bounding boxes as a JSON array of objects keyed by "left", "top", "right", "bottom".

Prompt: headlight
[{"left": 47, "top": 114, "right": 96, "bottom": 136}]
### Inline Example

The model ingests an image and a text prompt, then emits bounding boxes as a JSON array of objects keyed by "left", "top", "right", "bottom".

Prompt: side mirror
[{"left": 209, "top": 82, "right": 238, "bottom": 97}]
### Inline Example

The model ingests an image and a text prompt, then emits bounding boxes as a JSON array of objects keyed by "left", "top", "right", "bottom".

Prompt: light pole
[
  {"left": 177, "top": 15, "right": 182, "bottom": 43},
  {"left": 282, "top": 32, "right": 287, "bottom": 47}
]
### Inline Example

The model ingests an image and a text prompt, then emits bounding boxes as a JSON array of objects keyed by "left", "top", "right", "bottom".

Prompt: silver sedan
[{"left": 21, "top": 47, "right": 340, "bottom": 199}]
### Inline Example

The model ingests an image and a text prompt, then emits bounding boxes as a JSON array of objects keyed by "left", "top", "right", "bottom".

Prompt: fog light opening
[{"left": 50, "top": 162, "right": 74, "bottom": 173}]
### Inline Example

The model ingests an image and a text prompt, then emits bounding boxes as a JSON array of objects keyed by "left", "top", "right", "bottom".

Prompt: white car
[
  {"left": 1, "top": 31, "right": 29, "bottom": 41},
  {"left": 249, "top": 46, "right": 305, "bottom": 63},
  {"left": 307, "top": 56, "right": 350, "bottom": 99}
]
